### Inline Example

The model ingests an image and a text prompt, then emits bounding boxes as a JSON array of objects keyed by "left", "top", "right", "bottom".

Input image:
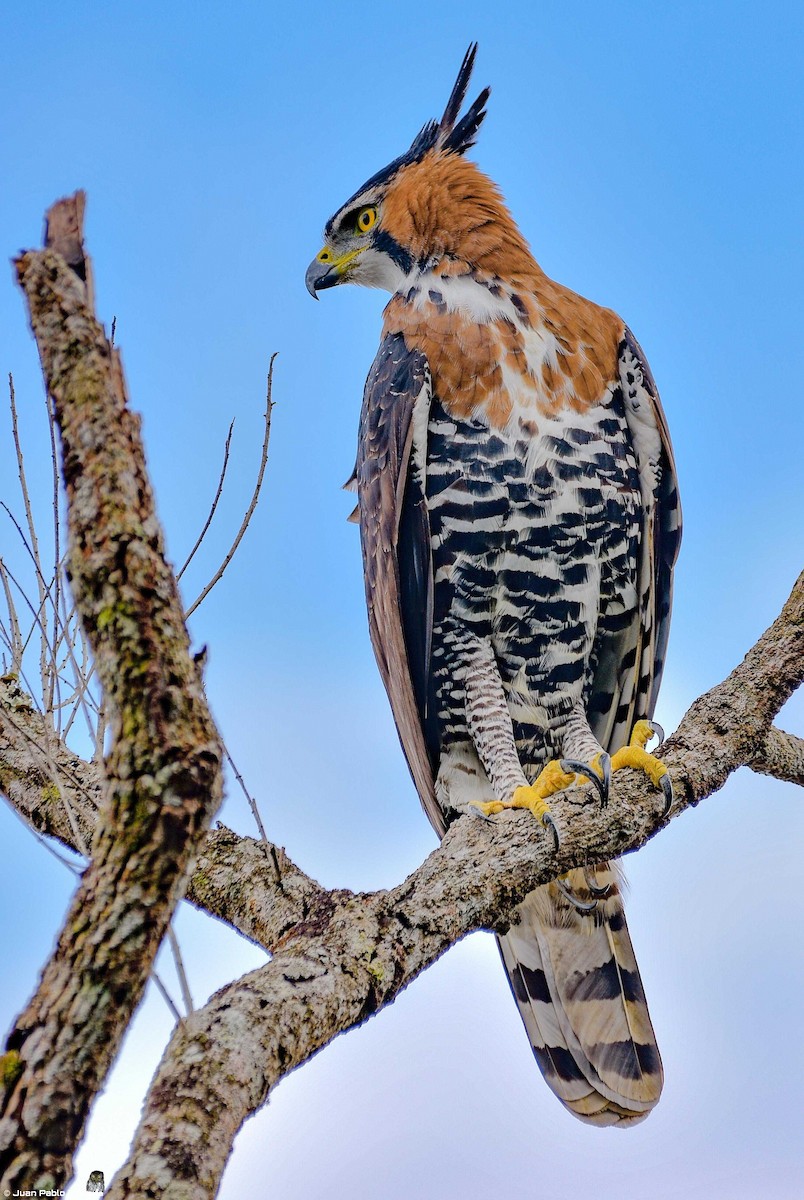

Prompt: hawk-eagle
[{"left": 306, "top": 44, "right": 681, "bottom": 1126}]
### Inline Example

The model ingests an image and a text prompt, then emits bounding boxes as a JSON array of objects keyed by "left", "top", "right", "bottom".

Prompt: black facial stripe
[
  {"left": 372, "top": 229, "right": 414, "bottom": 274},
  {"left": 337, "top": 206, "right": 366, "bottom": 235}
]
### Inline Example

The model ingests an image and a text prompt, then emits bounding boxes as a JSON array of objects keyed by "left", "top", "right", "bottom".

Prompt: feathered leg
[{"left": 458, "top": 633, "right": 562, "bottom": 846}]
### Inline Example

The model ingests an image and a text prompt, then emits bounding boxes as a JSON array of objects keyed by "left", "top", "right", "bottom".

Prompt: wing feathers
[
  {"left": 357, "top": 319, "right": 675, "bottom": 1127},
  {"left": 357, "top": 333, "right": 442, "bottom": 832},
  {"left": 588, "top": 329, "right": 682, "bottom": 750}
]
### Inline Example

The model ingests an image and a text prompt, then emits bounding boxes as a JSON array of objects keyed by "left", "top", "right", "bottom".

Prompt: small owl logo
[{"left": 86, "top": 1169, "right": 105, "bottom": 1193}]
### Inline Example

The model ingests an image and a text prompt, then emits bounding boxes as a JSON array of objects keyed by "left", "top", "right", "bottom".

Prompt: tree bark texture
[
  {"left": 0, "top": 194, "right": 224, "bottom": 1192},
  {"left": 0, "top": 194, "right": 801, "bottom": 1198}
]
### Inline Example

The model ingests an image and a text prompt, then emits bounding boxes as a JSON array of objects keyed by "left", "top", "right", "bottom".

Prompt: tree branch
[
  {"left": 748, "top": 726, "right": 804, "bottom": 787},
  {"left": 0, "top": 194, "right": 224, "bottom": 1192},
  {"left": 106, "top": 569, "right": 804, "bottom": 1199},
  {"left": 0, "top": 674, "right": 321, "bottom": 951},
  {"left": 3, "top": 548, "right": 802, "bottom": 1197}
]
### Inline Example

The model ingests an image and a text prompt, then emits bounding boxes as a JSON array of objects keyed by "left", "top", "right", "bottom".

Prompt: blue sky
[{"left": 1, "top": 2, "right": 803, "bottom": 1196}]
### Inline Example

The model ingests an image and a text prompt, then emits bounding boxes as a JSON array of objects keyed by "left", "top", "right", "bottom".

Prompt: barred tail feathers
[{"left": 498, "top": 867, "right": 663, "bottom": 1126}]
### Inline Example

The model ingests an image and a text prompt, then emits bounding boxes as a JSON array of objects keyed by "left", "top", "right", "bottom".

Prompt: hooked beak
[
  {"left": 305, "top": 256, "right": 337, "bottom": 299},
  {"left": 305, "top": 247, "right": 363, "bottom": 298}
]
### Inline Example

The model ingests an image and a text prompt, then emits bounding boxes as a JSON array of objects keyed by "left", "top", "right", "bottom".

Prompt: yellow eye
[{"left": 357, "top": 207, "right": 377, "bottom": 234}]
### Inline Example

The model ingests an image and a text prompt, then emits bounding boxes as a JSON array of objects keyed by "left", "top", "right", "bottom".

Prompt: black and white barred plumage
[{"left": 312, "top": 46, "right": 681, "bottom": 1126}]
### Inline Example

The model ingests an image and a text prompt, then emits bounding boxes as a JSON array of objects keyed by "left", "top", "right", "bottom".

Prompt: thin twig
[
  {"left": 0, "top": 660, "right": 90, "bottom": 859},
  {"left": 0, "top": 561, "right": 92, "bottom": 857},
  {"left": 46, "top": 392, "right": 62, "bottom": 723},
  {"left": 0, "top": 560, "right": 23, "bottom": 673},
  {"left": 177, "top": 419, "right": 235, "bottom": 582},
  {"left": 166, "top": 925, "right": 194, "bottom": 1015},
  {"left": 59, "top": 592, "right": 100, "bottom": 745},
  {"left": 0, "top": 552, "right": 62, "bottom": 710},
  {"left": 185, "top": 358, "right": 276, "bottom": 619},
  {"left": 0, "top": 503, "right": 64, "bottom": 723},
  {"left": 150, "top": 971, "right": 182, "bottom": 1024},
  {"left": 226, "top": 744, "right": 269, "bottom": 843},
  {"left": 1, "top": 504, "right": 102, "bottom": 757},
  {"left": 8, "top": 375, "right": 49, "bottom": 714},
  {"left": 1, "top": 795, "right": 83, "bottom": 875}
]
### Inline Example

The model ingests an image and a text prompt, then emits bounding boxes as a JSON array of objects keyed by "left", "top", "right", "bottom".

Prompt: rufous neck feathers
[{"left": 382, "top": 152, "right": 542, "bottom": 284}]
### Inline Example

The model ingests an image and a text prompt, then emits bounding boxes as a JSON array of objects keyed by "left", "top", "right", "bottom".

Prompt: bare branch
[
  {"left": 184, "top": 361, "right": 275, "bottom": 619},
  {"left": 45, "top": 392, "right": 62, "bottom": 721},
  {"left": 0, "top": 559, "right": 23, "bottom": 674},
  {"left": 106, "top": 568, "right": 804, "bottom": 1199},
  {"left": 150, "top": 973, "right": 182, "bottom": 1024},
  {"left": 0, "top": 193, "right": 224, "bottom": 1193},
  {"left": 226, "top": 743, "right": 269, "bottom": 843},
  {"left": 0, "top": 676, "right": 318, "bottom": 952},
  {"left": 749, "top": 725, "right": 804, "bottom": 787},
  {"left": 8, "top": 376, "right": 50, "bottom": 710},
  {"left": 167, "top": 926, "right": 194, "bottom": 1016},
  {"left": 177, "top": 419, "right": 235, "bottom": 582},
  {"left": 0, "top": 509, "right": 66, "bottom": 730},
  {"left": 3, "top": 551, "right": 802, "bottom": 1198}
]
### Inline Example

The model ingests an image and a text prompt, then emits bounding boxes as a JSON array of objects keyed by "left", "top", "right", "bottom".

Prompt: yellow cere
[{"left": 315, "top": 245, "right": 364, "bottom": 277}]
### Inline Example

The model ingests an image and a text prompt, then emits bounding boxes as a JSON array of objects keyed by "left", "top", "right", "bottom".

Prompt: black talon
[
  {"left": 541, "top": 811, "right": 560, "bottom": 852},
  {"left": 648, "top": 720, "right": 665, "bottom": 745},
  {"left": 659, "top": 772, "right": 673, "bottom": 816},
  {"left": 598, "top": 752, "right": 611, "bottom": 805},
  {"left": 556, "top": 878, "right": 598, "bottom": 913},
  {"left": 583, "top": 863, "right": 612, "bottom": 898},
  {"left": 559, "top": 756, "right": 609, "bottom": 807}
]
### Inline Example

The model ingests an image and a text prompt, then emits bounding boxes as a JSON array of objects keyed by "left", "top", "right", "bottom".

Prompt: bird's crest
[
  {"left": 407, "top": 43, "right": 490, "bottom": 161},
  {"left": 324, "top": 45, "right": 490, "bottom": 236}
]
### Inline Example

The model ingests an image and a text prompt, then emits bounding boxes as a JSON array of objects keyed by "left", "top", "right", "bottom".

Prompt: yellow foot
[
  {"left": 610, "top": 720, "right": 673, "bottom": 812},
  {"left": 470, "top": 760, "right": 571, "bottom": 849}
]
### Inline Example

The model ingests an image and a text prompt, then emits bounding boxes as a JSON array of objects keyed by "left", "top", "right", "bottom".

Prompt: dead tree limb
[
  {"left": 102, "top": 568, "right": 803, "bottom": 1200},
  {"left": 0, "top": 193, "right": 224, "bottom": 1192}
]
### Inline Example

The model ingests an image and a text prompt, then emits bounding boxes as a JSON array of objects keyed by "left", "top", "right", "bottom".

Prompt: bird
[{"left": 306, "top": 44, "right": 681, "bottom": 1126}]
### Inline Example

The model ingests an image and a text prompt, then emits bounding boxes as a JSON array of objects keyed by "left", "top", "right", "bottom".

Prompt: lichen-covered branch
[
  {"left": 749, "top": 726, "right": 804, "bottom": 788},
  {"left": 106, "top": 569, "right": 803, "bottom": 1200},
  {"left": 0, "top": 675, "right": 318, "bottom": 951},
  {"left": 0, "top": 676, "right": 101, "bottom": 850},
  {"left": 0, "top": 194, "right": 224, "bottom": 1192}
]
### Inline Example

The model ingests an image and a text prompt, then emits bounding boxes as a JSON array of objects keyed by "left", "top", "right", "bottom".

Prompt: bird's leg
[
  {"left": 457, "top": 634, "right": 561, "bottom": 848},
  {"left": 557, "top": 702, "right": 612, "bottom": 806},
  {"left": 610, "top": 719, "right": 672, "bottom": 813}
]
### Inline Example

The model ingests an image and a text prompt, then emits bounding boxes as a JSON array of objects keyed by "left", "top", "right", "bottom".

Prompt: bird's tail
[{"left": 497, "top": 864, "right": 663, "bottom": 1126}]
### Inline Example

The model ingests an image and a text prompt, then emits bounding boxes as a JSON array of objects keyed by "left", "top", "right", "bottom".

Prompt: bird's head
[{"left": 305, "top": 44, "right": 515, "bottom": 299}]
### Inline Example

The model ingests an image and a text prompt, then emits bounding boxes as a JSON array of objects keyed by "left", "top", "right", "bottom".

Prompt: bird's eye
[{"left": 356, "top": 207, "right": 377, "bottom": 234}]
